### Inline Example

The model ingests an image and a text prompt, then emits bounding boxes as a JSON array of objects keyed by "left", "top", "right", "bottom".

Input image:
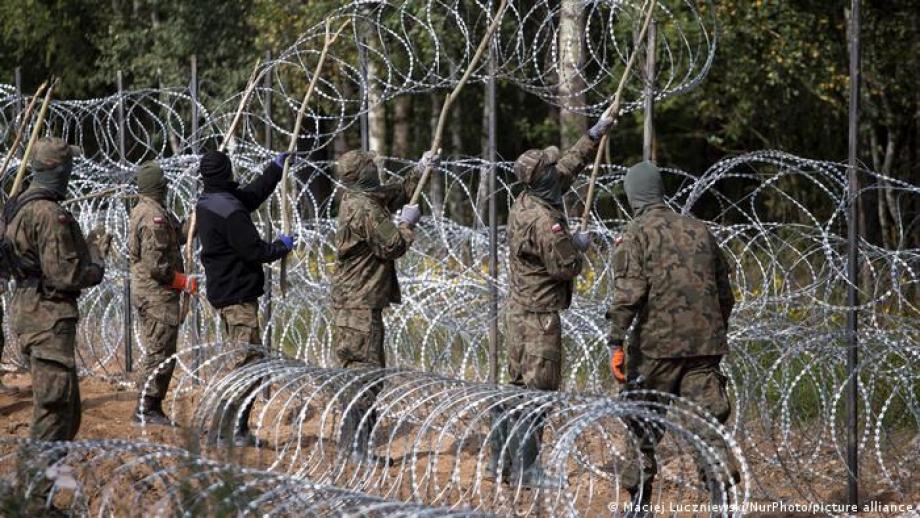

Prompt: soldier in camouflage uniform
[
  {"left": 606, "top": 161, "right": 738, "bottom": 508},
  {"left": 4, "top": 138, "right": 109, "bottom": 441},
  {"left": 129, "top": 161, "right": 196, "bottom": 425},
  {"left": 330, "top": 149, "right": 437, "bottom": 461},
  {"left": 489, "top": 116, "right": 612, "bottom": 488}
]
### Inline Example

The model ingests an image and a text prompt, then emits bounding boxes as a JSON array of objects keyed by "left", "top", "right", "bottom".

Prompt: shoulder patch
[
  {"left": 58, "top": 214, "right": 71, "bottom": 225},
  {"left": 551, "top": 223, "right": 564, "bottom": 234},
  {"left": 614, "top": 234, "right": 624, "bottom": 246},
  {"left": 153, "top": 216, "right": 166, "bottom": 225}
]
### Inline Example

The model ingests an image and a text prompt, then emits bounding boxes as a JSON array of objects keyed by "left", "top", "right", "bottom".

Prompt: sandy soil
[{"left": 1, "top": 371, "right": 917, "bottom": 516}]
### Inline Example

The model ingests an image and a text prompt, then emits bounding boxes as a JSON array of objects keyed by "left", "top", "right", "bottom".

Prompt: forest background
[{"left": 1, "top": 0, "right": 917, "bottom": 250}]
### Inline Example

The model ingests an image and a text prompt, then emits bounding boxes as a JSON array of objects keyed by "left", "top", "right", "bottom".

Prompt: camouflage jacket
[
  {"left": 330, "top": 171, "right": 420, "bottom": 309},
  {"left": 606, "top": 204, "right": 734, "bottom": 358},
  {"left": 129, "top": 196, "right": 186, "bottom": 325},
  {"left": 507, "top": 136, "right": 596, "bottom": 311},
  {"left": 6, "top": 188, "right": 104, "bottom": 333}
]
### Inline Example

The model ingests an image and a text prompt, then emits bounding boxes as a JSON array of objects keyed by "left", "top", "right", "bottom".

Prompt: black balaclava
[
  {"left": 199, "top": 151, "right": 238, "bottom": 192},
  {"left": 355, "top": 161, "right": 381, "bottom": 192},
  {"left": 528, "top": 165, "right": 563, "bottom": 208}
]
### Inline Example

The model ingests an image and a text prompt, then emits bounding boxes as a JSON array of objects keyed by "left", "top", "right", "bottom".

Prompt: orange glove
[
  {"left": 170, "top": 272, "right": 199, "bottom": 295},
  {"left": 609, "top": 346, "right": 626, "bottom": 384}
]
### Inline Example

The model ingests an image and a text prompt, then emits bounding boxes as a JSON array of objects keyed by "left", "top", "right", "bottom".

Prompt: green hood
[{"left": 624, "top": 161, "right": 664, "bottom": 214}]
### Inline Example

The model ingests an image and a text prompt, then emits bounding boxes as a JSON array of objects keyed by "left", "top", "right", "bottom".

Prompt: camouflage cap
[
  {"left": 31, "top": 137, "right": 81, "bottom": 171},
  {"left": 513, "top": 146, "right": 560, "bottom": 186},
  {"left": 336, "top": 150, "right": 377, "bottom": 184}
]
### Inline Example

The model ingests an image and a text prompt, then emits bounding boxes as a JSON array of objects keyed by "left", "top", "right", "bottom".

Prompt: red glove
[
  {"left": 170, "top": 272, "right": 198, "bottom": 295},
  {"left": 609, "top": 346, "right": 626, "bottom": 384}
]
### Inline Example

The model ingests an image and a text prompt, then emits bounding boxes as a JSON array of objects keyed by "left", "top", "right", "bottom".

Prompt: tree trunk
[
  {"left": 558, "top": 0, "right": 587, "bottom": 148},
  {"left": 392, "top": 95, "right": 411, "bottom": 158},
  {"left": 366, "top": 35, "right": 386, "bottom": 157}
]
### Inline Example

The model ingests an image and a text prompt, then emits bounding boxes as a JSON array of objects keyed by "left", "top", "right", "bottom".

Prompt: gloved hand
[
  {"left": 572, "top": 231, "right": 590, "bottom": 252},
  {"left": 278, "top": 234, "right": 295, "bottom": 251},
  {"left": 86, "top": 226, "right": 112, "bottom": 264},
  {"left": 609, "top": 345, "right": 626, "bottom": 384},
  {"left": 273, "top": 152, "right": 292, "bottom": 169},
  {"left": 399, "top": 204, "right": 421, "bottom": 227},
  {"left": 416, "top": 150, "right": 441, "bottom": 174},
  {"left": 588, "top": 115, "right": 615, "bottom": 142},
  {"left": 169, "top": 272, "right": 200, "bottom": 294}
]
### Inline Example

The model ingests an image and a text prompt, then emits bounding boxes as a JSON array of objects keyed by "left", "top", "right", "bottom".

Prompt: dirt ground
[{"left": 2, "top": 371, "right": 917, "bottom": 516}]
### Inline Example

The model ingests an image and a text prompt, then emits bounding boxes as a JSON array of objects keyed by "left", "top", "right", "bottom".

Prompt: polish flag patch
[
  {"left": 614, "top": 235, "right": 624, "bottom": 245},
  {"left": 153, "top": 216, "right": 166, "bottom": 225},
  {"left": 551, "top": 223, "right": 564, "bottom": 234},
  {"left": 57, "top": 214, "right": 70, "bottom": 224}
]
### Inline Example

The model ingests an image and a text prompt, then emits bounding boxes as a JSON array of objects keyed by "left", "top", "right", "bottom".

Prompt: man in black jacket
[{"left": 196, "top": 150, "right": 293, "bottom": 445}]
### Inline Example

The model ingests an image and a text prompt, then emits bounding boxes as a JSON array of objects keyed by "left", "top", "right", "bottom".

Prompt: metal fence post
[
  {"left": 117, "top": 70, "right": 133, "bottom": 374},
  {"left": 845, "top": 0, "right": 861, "bottom": 508},
  {"left": 487, "top": 44, "right": 499, "bottom": 385},
  {"left": 262, "top": 50, "right": 274, "bottom": 357}
]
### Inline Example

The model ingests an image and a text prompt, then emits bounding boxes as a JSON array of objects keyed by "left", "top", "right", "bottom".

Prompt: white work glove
[
  {"left": 416, "top": 150, "right": 441, "bottom": 174},
  {"left": 399, "top": 204, "right": 421, "bottom": 227}
]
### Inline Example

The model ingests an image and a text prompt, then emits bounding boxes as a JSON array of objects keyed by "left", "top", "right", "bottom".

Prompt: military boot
[
  {"left": 133, "top": 395, "right": 173, "bottom": 426},
  {"left": 341, "top": 406, "right": 390, "bottom": 466},
  {"left": 510, "top": 417, "right": 559, "bottom": 490},
  {"left": 485, "top": 405, "right": 511, "bottom": 482},
  {"left": 625, "top": 481, "right": 652, "bottom": 518},
  {"left": 207, "top": 399, "right": 256, "bottom": 447}
]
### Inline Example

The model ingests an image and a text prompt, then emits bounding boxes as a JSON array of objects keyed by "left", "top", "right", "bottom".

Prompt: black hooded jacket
[{"left": 196, "top": 153, "right": 288, "bottom": 308}]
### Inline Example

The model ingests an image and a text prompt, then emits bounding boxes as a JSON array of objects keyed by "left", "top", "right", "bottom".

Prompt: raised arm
[
  {"left": 557, "top": 135, "right": 600, "bottom": 192},
  {"left": 235, "top": 161, "right": 283, "bottom": 212},
  {"left": 365, "top": 204, "right": 414, "bottom": 260}
]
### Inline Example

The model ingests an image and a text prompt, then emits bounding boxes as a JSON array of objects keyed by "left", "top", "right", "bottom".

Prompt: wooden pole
[
  {"left": 11, "top": 79, "right": 57, "bottom": 199},
  {"left": 1, "top": 81, "right": 48, "bottom": 193},
  {"left": 409, "top": 0, "right": 509, "bottom": 205},
  {"left": 279, "top": 19, "right": 350, "bottom": 297},
  {"left": 578, "top": 0, "right": 656, "bottom": 232},
  {"left": 642, "top": 20, "right": 656, "bottom": 163}
]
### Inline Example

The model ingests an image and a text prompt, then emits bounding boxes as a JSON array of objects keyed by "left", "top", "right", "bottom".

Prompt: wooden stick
[
  {"left": 279, "top": 18, "right": 351, "bottom": 297},
  {"left": 180, "top": 59, "right": 263, "bottom": 321},
  {"left": 409, "top": 0, "right": 508, "bottom": 205},
  {"left": 1, "top": 81, "right": 48, "bottom": 196},
  {"left": 579, "top": 0, "right": 656, "bottom": 232},
  {"left": 10, "top": 79, "right": 57, "bottom": 199}
]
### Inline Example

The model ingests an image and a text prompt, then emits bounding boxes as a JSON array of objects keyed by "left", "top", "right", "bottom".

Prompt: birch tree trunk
[{"left": 558, "top": 0, "right": 587, "bottom": 148}]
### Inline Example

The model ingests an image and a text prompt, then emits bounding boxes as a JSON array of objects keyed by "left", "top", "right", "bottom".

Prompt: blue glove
[
  {"left": 273, "top": 152, "right": 291, "bottom": 169},
  {"left": 278, "top": 234, "right": 295, "bottom": 250}
]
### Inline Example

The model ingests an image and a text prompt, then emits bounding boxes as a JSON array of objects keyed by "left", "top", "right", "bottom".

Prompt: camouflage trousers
[
  {"left": 504, "top": 306, "right": 562, "bottom": 391},
  {"left": 17, "top": 319, "right": 81, "bottom": 441},
  {"left": 136, "top": 308, "right": 179, "bottom": 400},
  {"left": 333, "top": 308, "right": 387, "bottom": 447},
  {"left": 218, "top": 300, "right": 265, "bottom": 366},
  {"left": 620, "top": 351, "right": 736, "bottom": 491},
  {"left": 333, "top": 308, "right": 385, "bottom": 370}
]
